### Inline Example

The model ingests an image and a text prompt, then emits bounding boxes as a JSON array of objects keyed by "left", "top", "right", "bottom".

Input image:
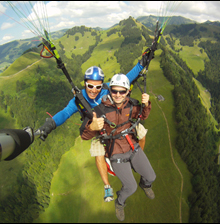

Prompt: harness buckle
[
  {"left": 121, "top": 129, "right": 128, "bottom": 136},
  {"left": 116, "top": 158, "right": 121, "bottom": 164},
  {"left": 134, "top": 147, "right": 139, "bottom": 153}
]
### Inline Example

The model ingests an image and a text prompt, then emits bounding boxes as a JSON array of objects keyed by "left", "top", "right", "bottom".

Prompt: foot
[
  {"left": 139, "top": 183, "right": 155, "bottom": 199},
  {"left": 115, "top": 198, "right": 126, "bottom": 221},
  {"left": 104, "top": 185, "right": 114, "bottom": 202}
]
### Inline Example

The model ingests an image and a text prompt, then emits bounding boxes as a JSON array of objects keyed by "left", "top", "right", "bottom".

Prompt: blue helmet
[{"left": 84, "top": 66, "right": 104, "bottom": 82}]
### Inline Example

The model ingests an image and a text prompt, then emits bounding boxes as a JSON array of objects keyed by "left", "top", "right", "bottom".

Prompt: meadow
[{"left": 163, "top": 35, "right": 209, "bottom": 75}]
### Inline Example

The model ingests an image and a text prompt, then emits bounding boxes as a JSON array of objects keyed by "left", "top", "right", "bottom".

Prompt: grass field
[
  {"left": 0, "top": 52, "right": 41, "bottom": 77},
  {"left": 0, "top": 52, "right": 43, "bottom": 96},
  {"left": 193, "top": 78, "right": 219, "bottom": 128},
  {"left": 81, "top": 32, "right": 123, "bottom": 81},
  {"left": 178, "top": 45, "right": 208, "bottom": 75},
  {"left": 34, "top": 50, "right": 192, "bottom": 223},
  {"left": 55, "top": 31, "right": 97, "bottom": 58},
  {"left": 164, "top": 35, "right": 209, "bottom": 75},
  {"left": 0, "top": 52, "right": 62, "bottom": 97}
]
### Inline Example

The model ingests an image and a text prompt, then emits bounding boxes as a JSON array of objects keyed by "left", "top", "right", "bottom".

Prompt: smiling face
[
  {"left": 85, "top": 79, "right": 103, "bottom": 100},
  {"left": 110, "top": 86, "right": 129, "bottom": 107}
]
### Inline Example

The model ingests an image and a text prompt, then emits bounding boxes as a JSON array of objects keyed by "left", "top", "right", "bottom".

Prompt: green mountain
[
  {"left": 164, "top": 22, "right": 220, "bottom": 40},
  {"left": 0, "top": 16, "right": 219, "bottom": 223},
  {"left": 203, "top": 20, "right": 220, "bottom": 27},
  {"left": 0, "top": 15, "right": 196, "bottom": 74},
  {"left": 0, "top": 29, "right": 68, "bottom": 73},
  {"left": 161, "top": 22, "right": 220, "bottom": 125},
  {"left": 136, "top": 15, "right": 196, "bottom": 28}
]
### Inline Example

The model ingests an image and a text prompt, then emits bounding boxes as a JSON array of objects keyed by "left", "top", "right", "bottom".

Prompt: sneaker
[
  {"left": 115, "top": 198, "right": 126, "bottom": 221},
  {"left": 139, "top": 183, "right": 155, "bottom": 199},
  {"left": 104, "top": 185, "right": 114, "bottom": 202}
]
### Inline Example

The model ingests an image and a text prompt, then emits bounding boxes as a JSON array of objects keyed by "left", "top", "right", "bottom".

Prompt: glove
[
  {"left": 38, "top": 118, "right": 56, "bottom": 141},
  {"left": 139, "top": 48, "right": 154, "bottom": 67}
]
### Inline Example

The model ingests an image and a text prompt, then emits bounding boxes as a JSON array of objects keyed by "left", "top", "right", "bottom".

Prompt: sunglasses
[
  {"left": 111, "top": 89, "right": 127, "bottom": 95},
  {"left": 86, "top": 82, "right": 103, "bottom": 90}
]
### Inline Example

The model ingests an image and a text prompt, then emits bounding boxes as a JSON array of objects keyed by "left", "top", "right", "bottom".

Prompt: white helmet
[{"left": 110, "top": 74, "right": 130, "bottom": 90}]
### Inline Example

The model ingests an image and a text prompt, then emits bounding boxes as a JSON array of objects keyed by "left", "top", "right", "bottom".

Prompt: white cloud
[
  {"left": 0, "top": 2, "right": 7, "bottom": 13},
  {"left": 21, "top": 29, "right": 33, "bottom": 39},
  {"left": 44, "top": 1, "right": 63, "bottom": 18},
  {"left": 23, "top": 1, "right": 62, "bottom": 24},
  {"left": 2, "top": 1, "right": 220, "bottom": 46},
  {"left": 1, "top": 22, "right": 15, "bottom": 30},
  {"left": 2, "top": 35, "right": 14, "bottom": 41},
  {"left": 51, "top": 21, "right": 75, "bottom": 30},
  {"left": 171, "top": 1, "right": 220, "bottom": 22}
]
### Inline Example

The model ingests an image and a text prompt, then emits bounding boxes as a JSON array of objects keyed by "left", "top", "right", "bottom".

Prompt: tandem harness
[
  {"left": 93, "top": 96, "right": 144, "bottom": 159},
  {"left": 96, "top": 22, "right": 161, "bottom": 161},
  {"left": 110, "top": 146, "right": 139, "bottom": 164}
]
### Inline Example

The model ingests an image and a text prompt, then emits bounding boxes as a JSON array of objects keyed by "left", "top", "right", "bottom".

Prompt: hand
[
  {"left": 38, "top": 118, "right": 56, "bottom": 141},
  {"left": 89, "top": 112, "right": 104, "bottom": 131},
  {"left": 139, "top": 48, "right": 154, "bottom": 67},
  {"left": 142, "top": 93, "right": 150, "bottom": 106}
]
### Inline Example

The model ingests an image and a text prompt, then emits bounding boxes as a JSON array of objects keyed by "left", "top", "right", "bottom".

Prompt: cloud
[
  {"left": 0, "top": 2, "right": 7, "bottom": 13},
  {"left": 169, "top": 1, "right": 220, "bottom": 22},
  {"left": 51, "top": 1, "right": 130, "bottom": 28},
  {"left": 21, "top": 30, "right": 33, "bottom": 39},
  {"left": 2, "top": 35, "right": 14, "bottom": 41},
  {"left": 51, "top": 21, "right": 75, "bottom": 30},
  {"left": 1, "top": 22, "right": 15, "bottom": 30},
  {"left": 2, "top": 1, "right": 220, "bottom": 46},
  {"left": 46, "top": 1, "right": 63, "bottom": 18}
]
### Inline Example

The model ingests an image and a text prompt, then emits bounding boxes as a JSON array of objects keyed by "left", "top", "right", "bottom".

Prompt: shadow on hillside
[
  {"left": 38, "top": 156, "right": 158, "bottom": 223},
  {"left": 0, "top": 166, "right": 39, "bottom": 223},
  {"left": 33, "top": 156, "right": 117, "bottom": 223}
]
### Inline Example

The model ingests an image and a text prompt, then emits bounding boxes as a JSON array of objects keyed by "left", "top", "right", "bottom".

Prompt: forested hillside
[
  {"left": 197, "top": 41, "right": 220, "bottom": 125},
  {"left": 160, "top": 46, "right": 220, "bottom": 222},
  {"left": 137, "top": 15, "right": 196, "bottom": 28},
  {"left": 0, "top": 16, "right": 219, "bottom": 223}
]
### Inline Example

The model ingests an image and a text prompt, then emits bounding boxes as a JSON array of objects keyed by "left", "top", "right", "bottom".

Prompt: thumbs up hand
[{"left": 89, "top": 112, "right": 104, "bottom": 131}]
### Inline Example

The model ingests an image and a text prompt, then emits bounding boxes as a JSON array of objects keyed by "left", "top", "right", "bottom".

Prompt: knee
[
  {"left": 126, "top": 181, "right": 138, "bottom": 196},
  {"left": 148, "top": 172, "right": 157, "bottom": 184},
  {"left": 151, "top": 172, "right": 156, "bottom": 182},
  {"left": 148, "top": 172, "right": 156, "bottom": 183}
]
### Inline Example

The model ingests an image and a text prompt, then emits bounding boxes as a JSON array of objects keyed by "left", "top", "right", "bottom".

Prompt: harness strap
[
  {"left": 110, "top": 147, "right": 139, "bottom": 164},
  {"left": 109, "top": 138, "right": 115, "bottom": 159},
  {"left": 96, "top": 98, "right": 142, "bottom": 158},
  {"left": 125, "top": 134, "right": 135, "bottom": 150}
]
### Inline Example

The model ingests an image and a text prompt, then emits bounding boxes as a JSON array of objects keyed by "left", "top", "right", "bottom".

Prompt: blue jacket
[{"left": 53, "top": 62, "right": 144, "bottom": 126}]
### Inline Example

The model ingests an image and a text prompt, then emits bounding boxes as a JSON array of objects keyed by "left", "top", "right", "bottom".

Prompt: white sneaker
[{"left": 104, "top": 185, "right": 114, "bottom": 202}]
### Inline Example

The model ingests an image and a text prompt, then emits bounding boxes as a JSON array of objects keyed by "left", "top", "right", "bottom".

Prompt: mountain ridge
[{"left": 1, "top": 14, "right": 220, "bottom": 74}]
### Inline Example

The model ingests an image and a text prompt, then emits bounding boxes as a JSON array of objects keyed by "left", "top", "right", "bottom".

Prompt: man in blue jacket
[{"left": 38, "top": 55, "right": 148, "bottom": 202}]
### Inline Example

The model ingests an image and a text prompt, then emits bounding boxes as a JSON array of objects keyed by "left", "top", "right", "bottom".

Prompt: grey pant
[{"left": 111, "top": 143, "right": 156, "bottom": 205}]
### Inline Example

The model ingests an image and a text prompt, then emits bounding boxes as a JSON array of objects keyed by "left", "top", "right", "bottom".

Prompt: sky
[{"left": 0, "top": 1, "right": 220, "bottom": 45}]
